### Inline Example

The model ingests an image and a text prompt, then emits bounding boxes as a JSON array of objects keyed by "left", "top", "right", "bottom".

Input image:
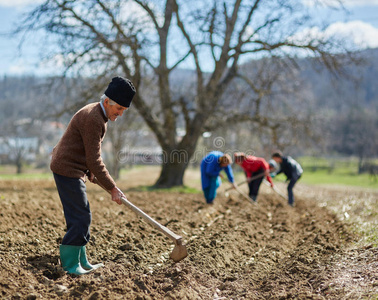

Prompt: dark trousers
[
  {"left": 53, "top": 173, "right": 91, "bottom": 246},
  {"left": 247, "top": 169, "right": 265, "bottom": 200},
  {"left": 287, "top": 175, "right": 301, "bottom": 206}
]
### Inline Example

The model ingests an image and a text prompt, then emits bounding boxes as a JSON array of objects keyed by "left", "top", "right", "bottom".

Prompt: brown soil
[{"left": 0, "top": 175, "right": 377, "bottom": 299}]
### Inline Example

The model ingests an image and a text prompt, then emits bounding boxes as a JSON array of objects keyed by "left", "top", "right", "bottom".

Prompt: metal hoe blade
[{"left": 170, "top": 238, "right": 188, "bottom": 262}]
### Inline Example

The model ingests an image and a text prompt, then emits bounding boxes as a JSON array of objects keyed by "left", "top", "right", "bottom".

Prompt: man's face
[
  {"left": 104, "top": 99, "right": 128, "bottom": 121},
  {"left": 273, "top": 157, "right": 282, "bottom": 164}
]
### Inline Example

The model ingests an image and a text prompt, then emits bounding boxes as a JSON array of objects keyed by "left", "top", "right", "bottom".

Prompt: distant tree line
[{"left": 1, "top": 48, "right": 377, "bottom": 176}]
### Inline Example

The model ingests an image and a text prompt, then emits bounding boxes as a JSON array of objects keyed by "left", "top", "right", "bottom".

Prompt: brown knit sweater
[{"left": 50, "top": 103, "right": 116, "bottom": 191}]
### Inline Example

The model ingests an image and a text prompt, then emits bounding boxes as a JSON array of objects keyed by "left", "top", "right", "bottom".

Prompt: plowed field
[{"left": 0, "top": 170, "right": 377, "bottom": 299}]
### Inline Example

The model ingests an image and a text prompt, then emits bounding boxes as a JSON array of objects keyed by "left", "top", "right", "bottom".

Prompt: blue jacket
[
  {"left": 276, "top": 156, "right": 303, "bottom": 180},
  {"left": 200, "top": 151, "right": 234, "bottom": 190}
]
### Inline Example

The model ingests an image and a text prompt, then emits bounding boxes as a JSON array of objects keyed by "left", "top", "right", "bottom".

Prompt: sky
[{"left": 0, "top": 0, "right": 378, "bottom": 77}]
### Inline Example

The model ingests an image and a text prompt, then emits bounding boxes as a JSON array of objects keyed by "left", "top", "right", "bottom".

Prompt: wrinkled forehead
[{"left": 115, "top": 103, "right": 128, "bottom": 110}]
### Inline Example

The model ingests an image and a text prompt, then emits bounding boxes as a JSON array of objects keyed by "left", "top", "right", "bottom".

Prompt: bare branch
[
  {"left": 209, "top": 4, "right": 218, "bottom": 62},
  {"left": 172, "top": 0, "right": 204, "bottom": 91},
  {"left": 134, "top": 0, "right": 160, "bottom": 30}
]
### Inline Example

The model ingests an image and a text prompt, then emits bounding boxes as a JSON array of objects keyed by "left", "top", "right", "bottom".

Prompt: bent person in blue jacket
[
  {"left": 271, "top": 151, "right": 303, "bottom": 207},
  {"left": 200, "top": 151, "right": 236, "bottom": 204}
]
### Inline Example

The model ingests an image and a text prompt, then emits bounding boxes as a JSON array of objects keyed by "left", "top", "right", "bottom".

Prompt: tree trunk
[
  {"left": 153, "top": 126, "right": 202, "bottom": 187},
  {"left": 358, "top": 155, "right": 364, "bottom": 174},
  {"left": 154, "top": 148, "right": 192, "bottom": 187},
  {"left": 111, "top": 158, "right": 121, "bottom": 180},
  {"left": 16, "top": 159, "right": 22, "bottom": 174},
  {"left": 110, "top": 149, "right": 121, "bottom": 180},
  {"left": 154, "top": 161, "right": 189, "bottom": 187}
]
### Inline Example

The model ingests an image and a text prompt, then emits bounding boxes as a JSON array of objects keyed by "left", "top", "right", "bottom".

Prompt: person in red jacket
[{"left": 234, "top": 152, "right": 274, "bottom": 202}]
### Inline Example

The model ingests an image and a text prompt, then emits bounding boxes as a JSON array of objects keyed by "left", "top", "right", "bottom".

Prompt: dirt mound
[{"left": 0, "top": 179, "right": 376, "bottom": 299}]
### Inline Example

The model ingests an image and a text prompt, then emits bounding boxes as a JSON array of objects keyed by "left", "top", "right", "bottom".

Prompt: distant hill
[
  {"left": 298, "top": 48, "right": 378, "bottom": 110},
  {"left": 1, "top": 48, "right": 377, "bottom": 158}
]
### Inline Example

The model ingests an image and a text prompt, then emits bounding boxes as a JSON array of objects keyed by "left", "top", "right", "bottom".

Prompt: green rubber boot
[
  {"left": 59, "top": 245, "right": 90, "bottom": 275},
  {"left": 80, "top": 246, "right": 104, "bottom": 270}
]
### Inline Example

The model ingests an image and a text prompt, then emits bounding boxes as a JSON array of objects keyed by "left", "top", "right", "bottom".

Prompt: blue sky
[{"left": 0, "top": 0, "right": 378, "bottom": 76}]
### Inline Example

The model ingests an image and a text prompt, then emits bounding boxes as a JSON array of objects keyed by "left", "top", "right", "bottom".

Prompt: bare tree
[
  {"left": 17, "top": 0, "right": 354, "bottom": 187},
  {"left": 2, "top": 138, "right": 30, "bottom": 174},
  {"left": 1, "top": 120, "right": 39, "bottom": 174}
]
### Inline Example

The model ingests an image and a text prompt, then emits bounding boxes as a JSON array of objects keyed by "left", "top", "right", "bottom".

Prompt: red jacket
[{"left": 240, "top": 155, "right": 273, "bottom": 185}]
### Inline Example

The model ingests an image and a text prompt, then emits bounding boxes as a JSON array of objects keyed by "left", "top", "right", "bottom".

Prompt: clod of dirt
[
  {"left": 53, "top": 284, "right": 68, "bottom": 296},
  {"left": 119, "top": 243, "right": 133, "bottom": 251}
]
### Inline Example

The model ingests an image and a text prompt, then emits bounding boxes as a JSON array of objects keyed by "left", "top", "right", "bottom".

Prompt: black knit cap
[{"left": 104, "top": 76, "right": 136, "bottom": 107}]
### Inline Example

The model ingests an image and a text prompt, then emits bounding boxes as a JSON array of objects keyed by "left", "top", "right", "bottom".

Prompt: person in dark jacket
[{"left": 271, "top": 151, "right": 303, "bottom": 207}]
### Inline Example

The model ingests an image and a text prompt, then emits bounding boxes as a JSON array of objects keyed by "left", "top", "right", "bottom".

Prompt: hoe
[
  {"left": 93, "top": 177, "right": 188, "bottom": 262},
  {"left": 224, "top": 172, "right": 266, "bottom": 193}
]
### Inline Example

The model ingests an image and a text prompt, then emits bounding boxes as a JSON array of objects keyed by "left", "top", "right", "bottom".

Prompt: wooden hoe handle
[
  {"left": 225, "top": 172, "right": 266, "bottom": 192},
  {"left": 93, "top": 178, "right": 183, "bottom": 244}
]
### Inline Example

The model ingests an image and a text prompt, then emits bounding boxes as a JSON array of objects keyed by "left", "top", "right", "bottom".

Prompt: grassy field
[
  {"left": 0, "top": 165, "right": 52, "bottom": 180},
  {"left": 297, "top": 156, "right": 378, "bottom": 189},
  {"left": 282, "top": 170, "right": 378, "bottom": 189},
  {"left": 1, "top": 158, "right": 378, "bottom": 189}
]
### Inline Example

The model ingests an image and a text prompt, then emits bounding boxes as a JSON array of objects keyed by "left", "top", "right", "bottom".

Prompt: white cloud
[
  {"left": 289, "top": 21, "right": 378, "bottom": 50},
  {"left": 326, "top": 21, "right": 378, "bottom": 48},
  {"left": 0, "top": 0, "right": 43, "bottom": 8},
  {"left": 340, "top": 0, "right": 378, "bottom": 6},
  {"left": 303, "top": 0, "right": 378, "bottom": 7},
  {"left": 8, "top": 61, "right": 34, "bottom": 75}
]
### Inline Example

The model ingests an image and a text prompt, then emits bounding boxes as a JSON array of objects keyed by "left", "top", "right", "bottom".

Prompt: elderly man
[{"left": 50, "top": 76, "right": 136, "bottom": 275}]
